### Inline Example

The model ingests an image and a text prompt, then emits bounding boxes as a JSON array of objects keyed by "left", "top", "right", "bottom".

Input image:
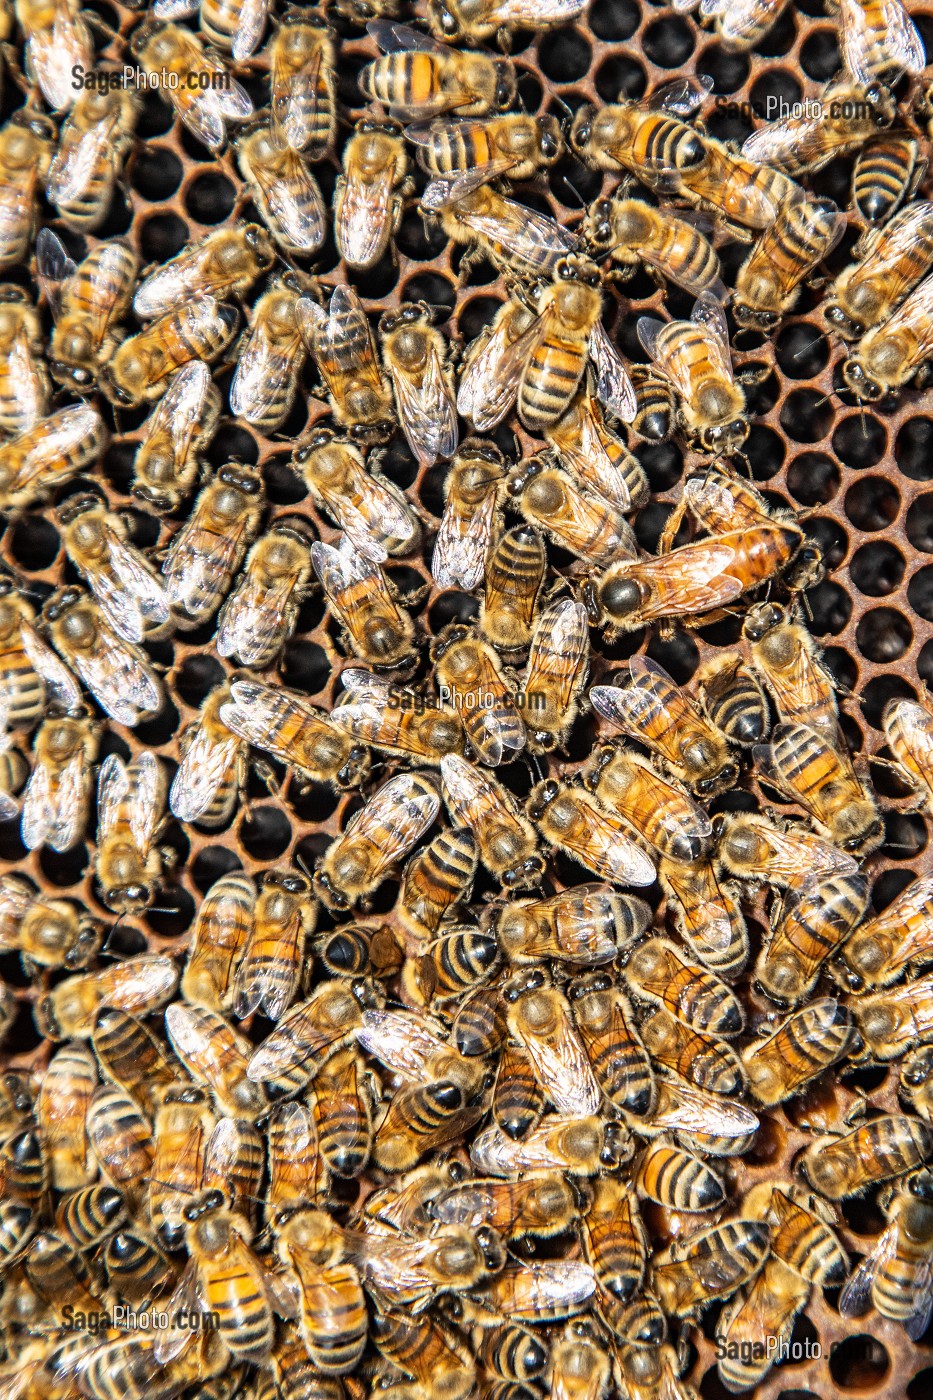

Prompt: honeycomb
[{"left": 2, "top": 0, "right": 933, "bottom": 1396}]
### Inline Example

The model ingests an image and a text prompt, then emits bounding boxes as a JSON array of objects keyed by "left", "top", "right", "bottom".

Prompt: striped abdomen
[
  {"left": 494, "top": 1040, "right": 544, "bottom": 1139},
  {"left": 300, "top": 1263, "right": 367, "bottom": 1373},
  {"left": 313, "top": 1049, "right": 372, "bottom": 1178},
  {"left": 853, "top": 136, "right": 921, "bottom": 224},
  {"left": 638, "top": 1141, "right": 725, "bottom": 1210},
  {"left": 401, "top": 827, "right": 477, "bottom": 935},
  {"left": 519, "top": 334, "right": 588, "bottom": 430}
]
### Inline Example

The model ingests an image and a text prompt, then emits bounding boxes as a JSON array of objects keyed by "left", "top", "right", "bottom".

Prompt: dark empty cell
[
  {"left": 135, "top": 698, "right": 180, "bottom": 748},
  {"left": 637, "top": 441, "right": 683, "bottom": 492},
  {"left": 516, "top": 68, "right": 543, "bottom": 112},
  {"left": 839, "top": 712, "right": 863, "bottom": 754},
  {"left": 280, "top": 640, "right": 329, "bottom": 694},
  {"left": 137, "top": 92, "right": 174, "bottom": 139},
  {"left": 755, "top": 4, "right": 798, "bottom": 54},
  {"left": 139, "top": 213, "right": 189, "bottom": 263},
  {"left": 98, "top": 188, "right": 133, "bottom": 239},
  {"left": 644, "top": 17, "right": 695, "bottom": 68},
  {"left": 705, "top": 106, "right": 754, "bottom": 144},
  {"left": 745, "top": 424, "right": 785, "bottom": 480},
  {"left": 909, "top": 1370, "right": 933, "bottom": 1400},
  {"left": 428, "top": 592, "right": 480, "bottom": 630},
  {"left": 191, "top": 846, "right": 243, "bottom": 894},
  {"left": 264, "top": 454, "right": 308, "bottom": 507},
  {"left": 104, "top": 438, "right": 143, "bottom": 498},
  {"left": 851, "top": 541, "right": 905, "bottom": 596},
  {"left": 354, "top": 251, "right": 399, "bottom": 302},
  {"left": 387, "top": 564, "right": 427, "bottom": 609},
  {"left": 594, "top": 55, "right": 647, "bottom": 103},
  {"left": 208, "top": 426, "right": 258, "bottom": 470},
  {"left": 822, "top": 646, "right": 858, "bottom": 692},
  {"left": 845, "top": 477, "right": 900, "bottom": 531},
  {"left": 551, "top": 157, "right": 602, "bottom": 208},
  {"left": 396, "top": 208, "right": 448, "bottom": 262},
  {"left": 832, "top": 414, "right": 886, "bottom": 468},
  {"left": 419, "top": 463, "right": 447, "bottom": 518},
  {"left": 8, "top": 517, "right": 59, "bottom": 572},
  {"left": 908, "top": 494, "right": 933, "bottom": 552},
  {"left": 146, "top": 886, "right": 195, "bottom": 940},
  {"left": 696, "top": 44, "right": 749, "bottom": 92},
  {"left": 457, "top": 295, "right": 501, "bottom": 344},
  {"left": 920, "top": 639, "right": 933, "bottom": 689},
  {"left": 288, "top": 780, "right": 340, "bottom": 824},
  {"left": 862, "top": 674, "right": 917, "bottom": 728},
  {"left": 806, "top": 515, "right": 848, "bottom": 570},
  {"left": 179, "top": 125, "right": 221, "bottom": 165},
  {"left": 742, "top": 368, "right": 779, "bottom": 415},
  {"left": 800, "top": 26, "right": 842, "bottom": 80},
  {"left": 401, "top": 272, "right": 456, "bottom": 315},
  {"left": 909, "top": 565, "right": 933, "bottom": 619},
  {"left": 378, "top": 438, "right": 420, "bottom": 490},
  {"left": 786, "top": 451, "right": 839, "bottom": 505},
  {"left": 749, "top": 70, "right": 803, "bottom": 120},
  {"left": 896, "top": 416, "right": 933, "bottom": 480},
  {"left": 779, "top": 389, "right": 834, "bottom": 443},
  {"left": 39, "top": 843, "right": 88, "bottom": 887},
  {"left": 871, "top": 867, "right": 916, "bottom": 914},
  {"left": 885, "top": 810, "right": 927, "bottom": 860},
  {"left": 337, "top": 52, "right": 369, "bottom": 107},
  {"left": 856, "top": 607, "right": 912, "bottom": 663},
  {"left": 184, "top": 171, "right": 237, "bottom": 225},
  {"left": 635, "top": 501, "right": 683, "bottom": 553},
  {"left": 590, "top": 0, "right": 640, "bottom": 39},
  {"left": 538, "top": 29, "right": 591, "bottom": 82},
  {"left": 173, "top": 654, "right": 227, "bottom": 708},
  {"left": 807, "top": 580, "right": 851, "bottom": 635},
  {"left": 239, "top": 806, "right": 292, "bottom": 861},
  {"left": 646, "top": 633, "right": 699, "bottom": 683},
  {"left": 775, "top": 323, "right": 829, "bottom": 379}
]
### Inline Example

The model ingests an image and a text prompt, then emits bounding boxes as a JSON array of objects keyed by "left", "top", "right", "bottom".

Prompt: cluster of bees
[{"left": 0, "top": 0, "right": 932, "bottom": 1396}]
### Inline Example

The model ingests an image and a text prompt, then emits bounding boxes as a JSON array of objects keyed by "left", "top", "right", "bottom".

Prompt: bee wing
[
  {"left": 154, "top": 1257, "right": 203, "bottom": 1363},
  {"left": 563, "top": 804, "right": 657, "bottom": 887},
  {"left": 0, "top": 873, "right": 32, "bottom": 942},
  {"left": 152, "top": 361, "right": 213, "bottom": 461},
  {"left": 649, "top": 74, "right": 713, "bottom": 117},
  {"left": 462, "top": 658, "right": 525, "bottom": 768},
  {"left": 692, "top": 291, "right": 733, "bottom": 376},
  {"left": 0, "top": 790, "right": 17, "bottom": 823},
  {"left": 134, "top": 248, "right": 202, "bottom": 318},
  {"left": 46, "top": 111, "right": 120, "bottom": 207},
  {"left": 839, "top": 0, "right": 925, "bottom": 83},
  {"left": 35, "top": 227, "right": 76, "bottom": 323},
  {"left": 229, "top": 320, "right": 297, "bottom": 424},
  {"left": 526, "top": 598, "right": 589, "bottom": 709},
  {"left": 741, "top": 114, "right": 817, "bottom": 169},
  {"left": 312, "top": 539, "right": 388, "bottom": 639},
  {"left": 264, "top": 155, "right": 327, "bottom": 252},
  {"left": 126, "top": 751, "right": 163, "bottom": 850},
  {"left": 20, "top": 621, "right": 82, "bottom": 715},
  {"left": 233, "top": 909, "right": 303, "bottom": 1021},
  {"left": 838, "top": 1223, "right": 898, "bottom": 1318},
  {"left": 170, "top": 87, "right": 225, "bottom": 155},
  {"left": 216, "top": 571, "right": 296, "bottom": 666},
  {"left": 232, "top": 0, "right": 269, "bottom": 60},
  {"left": 345, "top": 773, "right": 440, "bottom": 865},
  {"left": 356, "top": 1006, "right": 448, "bottom": 1079},
  {"left": 441, "top": 751, "right": 493, "bottom": 819},
  {"left": 6, "top": 324, "right": 47, "bottom": 433},
  {"left": 387, "top": 337, "right": 458, "bottom": 467},
  {"left": 77, "top": 631, "right": 162, "bottom": 726},
  {"left": 653, "top": 1074, "right": 759, "bottom": 1136},
  {"left": 95, "top": 753, "right": 130, "bottom": 841},
  {"left": 421, "top": 159, "right": 525, "bottom": 209},
  {"left": 338, "top": 159, "right": 395, "bottom": 268},
  {"left": 220, "top": 679, "right": 317, "bottom": 751},
  {"left": 29, "top": 11, "right": 92, "bottom": 111},
  {"left": 485, "top": 0, "right": 585, "bottom": 16},
  {"left": 432, "top": 484, "right": 499, "bottom": 591},
  {"left": 517, "top": 1014, "right": 601, "bottom": 1117},
  {"left": 152, "top": 0, "right": 199, "bottom": 14},
  {"left": 635, "top": 542, "right": 744, "bottom": 613},
  {"left": 368, "top": 19, "right": 449, "bottom": 53},
  {"left": 457, "top": 316, "right": 525, "bottom": 432},
  {"left": 904, "top": 1256, "right": 933, "bottom": 1340},
  {"left": 21, "top": 749, "right": 86, "bottom": 852},
  {"left": 589, "top": 321, "right": 637, "bottom": 423},
  {"left": 331, "top": 698, "right": 400, "bottom": 749},
  {"left": 91, "top": 532, "right": 171, "bottom": 644},
  {"left": 169, "top": 722, "right": 239, "bottom": 824}
]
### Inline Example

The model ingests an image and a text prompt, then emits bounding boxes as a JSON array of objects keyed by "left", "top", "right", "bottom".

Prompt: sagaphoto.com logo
[
  {"left": 61, "top": 1302, "right": 221, "bottom": 1334},
  {"left": 71, "top": 64, "right": 233, "bottom": 92},
  {"left": 382, "top": 682, "right": 546, "bottom": 715}
]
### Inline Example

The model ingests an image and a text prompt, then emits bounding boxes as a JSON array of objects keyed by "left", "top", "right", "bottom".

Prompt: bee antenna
[
  {"left": 797, "top": 589, "right": 814, "bottom": 622},
  {"left": 560, "top": 173, "right": 589, "bottom": 207},
  {"left": 549, "top": 92, "right": 574, "bottom": 120},
  {"left": 294, "top": 851, "right": 314, "bottom": 881}
]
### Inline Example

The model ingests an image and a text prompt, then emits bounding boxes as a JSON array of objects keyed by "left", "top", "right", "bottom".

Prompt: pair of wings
[
  {"left": 432, "top": 472, "right": 502, "bottom": 590},
  {"left": 543, "top": 786, "right": 658, "bottom": 889},
  {"left": 840, "top": 1215, "right": 933, "bottom": 1339},
  {"left": 4, "top": 402, "right": 105, "bottom": 498},
  {"left": 26, "top": 3, "right": 93, "bottom": 112},
  {"left": 591, "top": 654, "right": 721, "bottom": 765},
  {"left": 162, "top": 49, "right": 254, "bottom": 152},
  {"left": 525, "top": 597, "right": 590, "bottom": 712},
  {"left": 332, "top": 668, "right": 462, "bottom": 761},
  {"left": 21, "top": 724, "right": 92, "bottom": 854},
  {"left": 72, "top": 520, "right": 170, "bottom": 647},
  {"left": 356, "top": 1005, "right": 452, "bottom": 1081},
  {"left": 246, "top": 988, "right": 357, "bottom": 1082},
  {"left": 302, "top": 453, "right": 419, "bottom": 565},
  {"left": 440, "top": 752, "right": 527, "bottom": 834},
  {"left": 67, "top": 616, "right": 162, "bottom": 727},
  {"left": 154, "top": 0, "right": 269, "bottom": 60},
  {"left": 637, "top": 290, "right": 734, "bottom": 395},
  {"left": 336, "top": 770, "right": 440, "bottom": 867},
  {"left": 311, "top": 538, "right": 401, "bottom": 642},
  {"left": 385, "top": 331, "right": 459, "bottom": 468},
  {"left": 137, "top": 361, "right": 217, "bottom": 481},
  {"left": 169, "top": 715, "right": 242, "bottom": 825},
  {"left": 511, "top": 1001, "right": 602, "bottom": 1118},
  {"left": 97, "top": 752, "right": 164, "bottom": 850},
  {"left": 45, "top": 104, "right": 128, "bottom": 208},
  {"left": 216, "top": 553, "right": 305, "bottom": 667},
  {"left": 228, "top": 308, "right": 304, "bottom": 429},
  {"left": 248, "top": 146, "right": 327, "bottom": 254},
  {"left": 37, "top": 228, "right": 134, "bottom": 332}
]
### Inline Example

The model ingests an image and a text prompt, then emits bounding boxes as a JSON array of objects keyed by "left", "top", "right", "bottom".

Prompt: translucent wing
[
  {"left": 651, "top": 1073, "right": 760, "bottom": 1136},
  {"left": 35, "top": 227, "right": 76, "bottom": 322},
  {"left": 589, "top": 320, "right": 637, "bottom": 422},
  {"left": 337, "top": 162, "right": 394, "bottom": 269},
  {"left": 126, "top": 752, "right": 163, "bottom": 850},
  {"left": 263, "top": 155, "right": 327, "bottom": 252},
  {"left": 229, "top": 321, "right": 301, "bottom": 425},
  {"left": 312, "top": 540, "right": 394, "bottom": 645},
  {"left": 368, "top": 19, "right": 449, "bottom": 52},
  {"left": 0, "top": 873, "right": 31, "bottom": 945},
  {"left": 28, "top": 6, "right": 92, "bottom": 111},
  {"left": 486, "top": 0, "right": 585, "bottom": 16},
  {"left": 457, "top": 313, "right": 525, "bottom": 432},
  {"left": 357, "top": 1006, "right": 450, "bottom": 1080},
  {"left": 637, "top": 315, "right": 665, "bottom": 362},
  {"left": 46, "top": 110, "right": 121, "bottom": 207},
  {"left": 75, "top": 631, "right": 162, "bottom": 726},
  {"left": 692, "top": 291, "right": 733, "bottom": 375},
  {"left": 514, "top": 1012, "right": 601, "bottom": 1117},
  {"left": 432, "top": 483, "right": 499, "bottom": 590},
  {"left": 91, "top": 532, "right": 171, "bottom": 644},
  {"left": 152, "top": 0, "right": 199, "bottom": 14},
  {"left": 170, "top": 722, "right": 239, "bottom": 824},
  {"left": 742, "top": 113, "right": 820, "bottom": 169},
  {"left": 232, "top": 0, "right": 269, "bottom": 60},
  {"left": 623, "top": 543, "right": 744, "bottom": 614},
  {"left": 839, "top": 1224, "right": 898, "bottom": 1318},
  {"left": 526, "top": 598, "right": 589, "bottom": 711},
  {"left": 560, "top": 802, "right": 657, "bottom": 887},
  {"left": 22, "top": 747, "right": 87, "bottom": 852},
  {"left": 388, "top": 338, "right": 458, "bottom": 466},
  {"left": 6, "top": 324, "right": 48, "bottom": 433},
  {"left": 233, "top": 906, "right": 303, "bottom": 1022},
  {"left": 154, "top": 1257, "right": 203, "bottom": 1362},
  {"left": 650, "top": 74, "right": 713, "bottom": 116},
  {"left": 148, "top": 361, "right": 214, "bottom": 462},
  {"left": 216, "top": 572, "right": 298, "bottom": 667},
  {"left": 96, "top": 753, "right": 130, "bottom": 841},
  {"left": 839, "top": 0, "right": 925, "bottom": 83},
  {"left": 134, "top": 247, "right": 205, "bottom": 318},
  {"left": 421, "top": 158, "right": 525, "bottom": 207},
  {"left": 20, "top": 621, "right": 82, "bottom": 714},
  {"left": 342, "top": 773, "right": 439, "bottom": 869}
]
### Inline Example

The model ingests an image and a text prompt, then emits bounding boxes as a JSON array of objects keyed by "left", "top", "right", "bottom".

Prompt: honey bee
[
  {"left": 37, "top": 1042, "right": 96, "bottom": 1189},
  {"left": 547, "top": 1324, "right": 612, "bottom": 1400},
  {"left": 375, "top": 1077, "right": 488, "bottom": 1172},
  {"left": 231, "top": 872, "right": 315, "bottom": 1023},
  {"left": 733, "top": 193, "right": 846, "bottom": 330},
  {"left": 132, "top": 362, "right": 221, "bottom": 514},
  {"left": 426, "top": 0, "right": 584, "bottom": 43},
  {"left": 508, "top": 460, "right": 636, "bottom": 572},
  {"left": 637, "top": 1139, "right": 726, "bottom": 1210},
  {"left": 799, "top": 1114, "right": 933, "bottom": 1199},
  {"left": 228, "top": 276, "right": 309, "bottom": 434},
  {"left": 333, "top": 668, "right": 464, "bottom": 765},
  {"left": 567, "top": 971, "right": 655, "bottom": 1116},
  {"left": 129, "top": 22, "right": 253, "bottom": 152},
  {"left": 85, "top": 1082, "right": 154, "bottom": 1210},
  {"left": 0, "top": 286, "right": 48, "bottom": 436},
  {"left": 842, "top": 272, "right": 933, "bottom": 401},
  {"left": 312, "top": 1046, "right": 376, "bottom": 1178},
  {"left": 220, "top": 677, "right": 370, "bottom": 790},
  {"left": 640, "top": 1007, "right": 747, "bottom": 1096},
  {"left": 569, "top": 80, "right": 710, "bottom": 185},
  {"left": 73, "top": 1333, "right": 228, "bottom": 1400},
  {"left": 379, "top": 303, "right": 459, "bottom": 468},
  {"left": 457, "top": 301, "right": 538, "bottom": 435},
  {"left": 578, "top": 1176, "right": 647, "bottom": 1314},
  {"left": 135, "top": 226, "right": 275, "bottom": 321},
  {"left": 754, "top": 720, "right": 884, "bottom": 854},
  {"left": 431, "top": 441, "right": 506, "bottom": 591},
  {"left": 422, "top": 177, "right": 578, "bottom": 283},
  {"left": 44, "top": 587, "right": 163, "bottom": 727},
  {"left": 493, "top": 1039, "right": 543, "bottom": 1139},
  {"left": 267, "top": 1099, "right": 328, "bottom": 1216},
  {"left": 165, "top": 1002, "right": 268, "bottom": 1119},
  {"left": 409, "top": 111, "right": 563, "bottom": 184},
  {"left": 636, "top": 293, "right": 748, "bottom": 454},
  {"left": 544, "top": 385, "right": 649, "bottom": 513},
  {"left": 312, "top": 538, "right": 417, "bottom": 672},
  {"left": 162, "top": 462, "right": 264, "bottom": 628},
  {"left": 268, "top": 8, "right": 337, "bottom": 155},
  {"left": 497, "top": 883, "right": 647, "bottom": 967},
  {"left": 586, "top": 193, "right": 725, "bottom": 298},
  {"left": 57, "top": 494, "right": 171, "bottom": 645},
  {"left": 373, "top": 1308, "right": 475, "bottom": 1400},
  {"left": 659, "top": 857, "right": 749, "bottom": 979},
  {"left": 56, "top": 1182, "right": 127, "bottom": 1251},
  {"left": 853, "top": 974, "right": 933, "bottom": 1062},
  {"left": 883, "top": 696, "right": 933, "bottom": 813},
  {"left": 833, "top": 0, "right": 925, "bottom": 87},
  {"left": 361, "top": 21, "right": 516, "bottom": 119},
  {"left": 503, "top": 971, "right": 602, "bottom": 1119},
  {"left": 429, "top": 1172, "right": 580, "bottom": 1241},
  {"left": 357, "top": 1003, "right": 482, "bottom": 1097},
  {"left": 406, "top": 923, "right": 498, "bottom": 1004},
  {"left": 181, "top": 871, "right": 255, "bottom": 1013},
  {"left": 0, "top": 402, "right": 107, "bottom": 513},
  {"left": 0, "top": 582, "right": 70, "bottom": 730},
  {"left": 274, "top": 1209, "right": 367, "bottom": 1374},
  {"left": 216, "top": 523, "right": 313, "bottom": 670},
  {"left": 235, "top": 127, "right": 327, "bottom": 257},
  {"left": 315, "top": 772, "right": 440, "bottom": 911},
  {"left": 0, "top": 107, "right": 55, "bottom": 268},
  {"left": 294, "top": 427, "right": 420, "bottom": 563},
  {"left": 652, "top": 1218, "right": 771, "bottom": 1318},
  {"left": 101, "top": 294, "right": 240, "bottom": 408},
  {"left": 431, "top": 624, "right": 525, "bottom": 764},
  {"left": 674, "top": 133, "right": 803, "bottom": 239},
  {"left": 742, "top": 77, "right": 895, "bottom": 175},
  {"left": 852, "top": 135, "right": 924, "bottom": 227},
  {"left": 153, "top": 0, "right": 269, "bottom": 60},
  {"left": 585, "top": 742, "right": 714, "bottom": 865},
  {"left": 825, "top": 200, "right": 933, "bottom": 341},
  {"left": 335, "top": 117, "right": 410, "bottom": 271},
  {"left": 527, "top": 778, "right": 656, "bottom": 888},
  {"left": 94, "top": 752, "right": 167, "bottom": 915},
  {"left": 441, "top": 753, "right": 544, "bottom": 888},
  {"left": 695, "top": 651, "right": 770, "bottom": 748},
  {"left": 298, "top": 285, "right": 395, "bottom": 443},
  {"left": 715, "top": 1254, "right": 810, "bottom": 1391},
  {"left": 480, "top": 525, "right": 546, "bottom": 659},
  {"left": 625, "top": 936, "right": 745, "bottom": 1036},
  {"left": 45, "top": 86, "right": 138, "bottom": 231},
  {"left": 841, "top": 1183, "right": 933, "bottom": 1336},
  {"left": 169, "top": 684, "right": 245, "bottom": 831},
  {"left": 745, "top": 602, "right": 838, "bottom": 736},
  {"left": 395, "top": 826, "right": 476, "bottom": 943},
  {"left": 15, "top": 0, "right": 92, "bottom": 110},
  {"left": 35, "top": 953, "right": 179, "bottom": 1039},
  {"left": 0, "top": 874, "right": 100, "bottom": 971},
  {"left": 517, "top": 597, "right": 589, "bottom": 753},
  {"left": 843, "top": 872, "right": 933, "bottom": 992},
  {"left": 21, "top": 705, "right": 98, "bottom": 854},
  {"left": 742, "top": 998, "right": 855, "bottom": 1105},
  {"left": 716, "top": 810, "right": 859, "bottom": 891},
  {"left": 92, "top": 1005, "right": 176, "bottom": 1118}
]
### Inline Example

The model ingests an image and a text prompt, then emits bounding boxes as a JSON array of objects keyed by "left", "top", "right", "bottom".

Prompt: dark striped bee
[
  {"left": 570, "top": 78, "right": 710, "bottom": 185},
  {"left": 733, "top": 193, "right": 846, "bottom": 330},
  {"left": 298, "top": 286, "right": 395, "bottom": 444},
  {"left": 586, "top": 191, "right": 725, "bottom": 298},
  {"left": 235, "top": 127, "right": 327, "bottom": 257},
  {"left": 852, "top": 135, "right": 925, "bottom": 226},
  {"left": 45, "top": 87, "right": 138, "bottom": 231},
  {"left": 406, "top": 112, "right": 563, "bottom": 183},
  {"left": 360, "top": 21, "right": 516, "bottom": 120}
]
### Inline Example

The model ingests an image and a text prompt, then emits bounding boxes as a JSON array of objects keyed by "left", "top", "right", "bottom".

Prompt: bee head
[
  {"left": 598, "top": 572, "right": 643, "bottom": 622},
  {"left": 842, "top": 356, "right": 884, "bottom": 401},
  {"left": 569, "top": 105, "right": 595, "bottom": 154},
  {"left": 494, "top": 63, "right": 517, "bottom": 111},
  {"left": 427, "top": 0, "right": 461, "bottom": 39}
]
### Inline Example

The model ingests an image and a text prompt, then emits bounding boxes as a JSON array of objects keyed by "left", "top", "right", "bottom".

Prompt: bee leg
[
  {"left": 252, "top": 758, "right": 282, "bottom": 799},
  {"left": 658, "top": 496, "right": 690, "bottom": 555},
  {"left": 735, "top": 364, "right": 772, "bottom": 387},
  {"left": 842, "top": 1095, "right": 870, "bottom": 1127},
  {"left": 159, "top": 845, "right": 179, "bottom": 875}
]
